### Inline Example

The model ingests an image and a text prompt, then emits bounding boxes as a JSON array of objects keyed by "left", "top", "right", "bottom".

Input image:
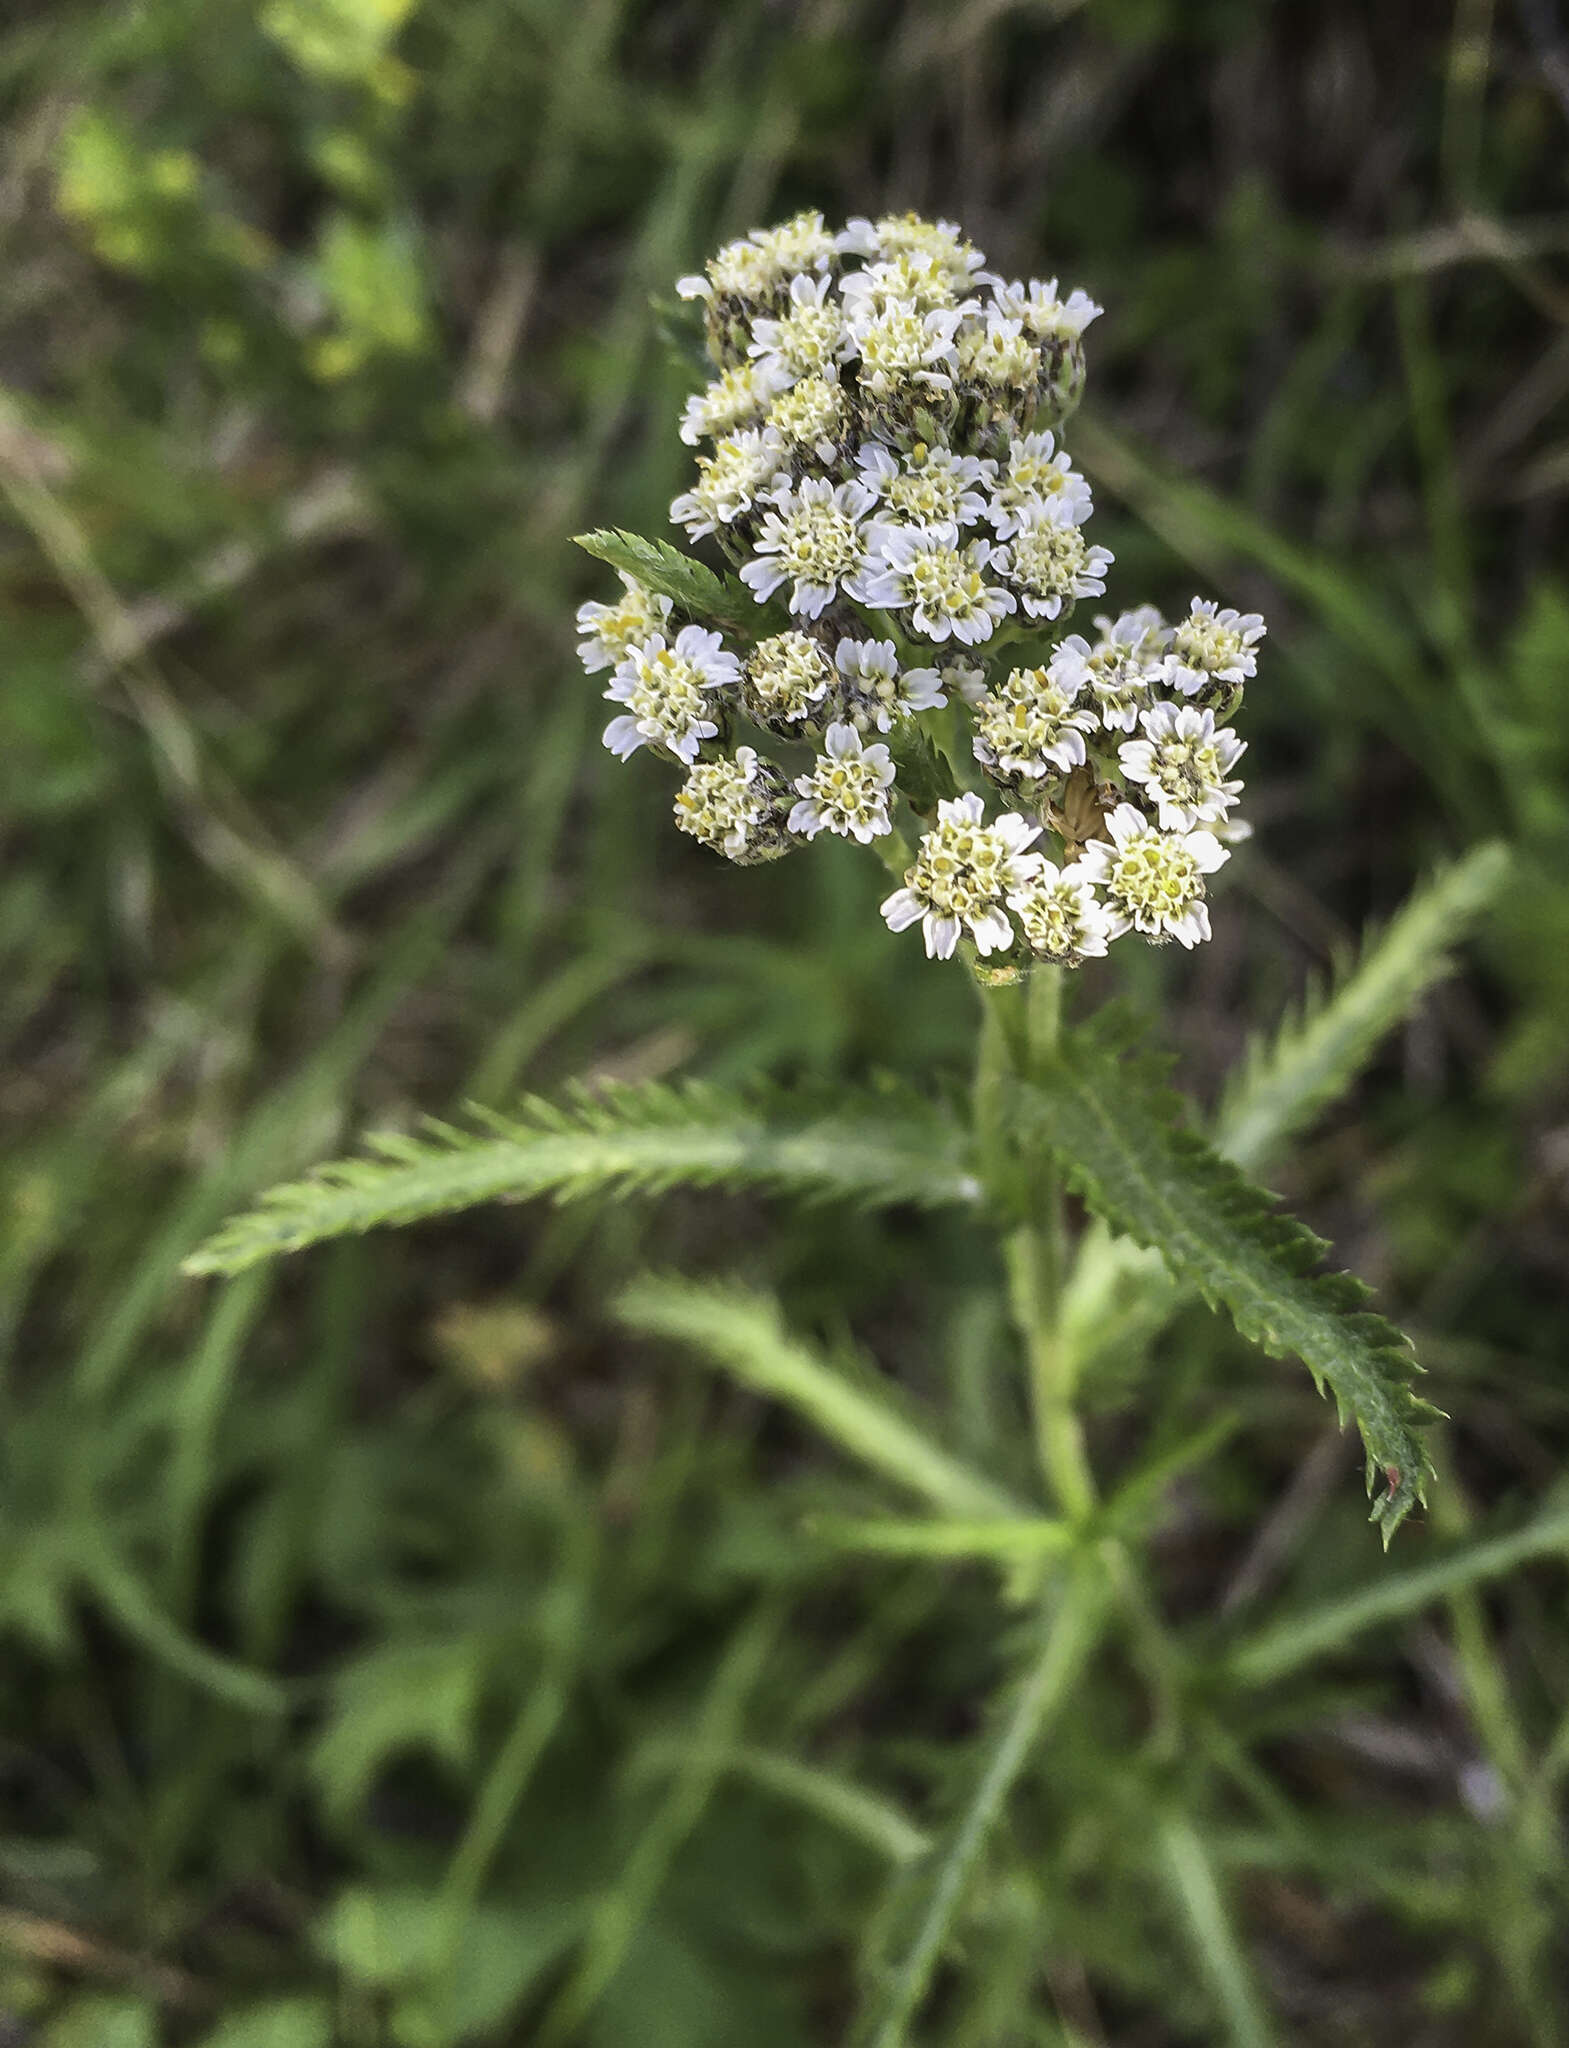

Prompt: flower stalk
[{"left": 980, "top": 968, "right": 1098, "bottom": 1521}]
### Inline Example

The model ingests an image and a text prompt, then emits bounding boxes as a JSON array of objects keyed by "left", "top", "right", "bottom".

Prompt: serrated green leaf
[
  {"left": 184, "top": 1081, "right": 980, "bottom": 1278},
  {"left": 1013, "top": 1022, "right": 1437, "bottom": 1540},
  {"left": 1059, "top": 844, "right": 1509, "bottom": 1384},
  {"left": 575, "top": 527, "right": 764, "bottom": 637},
  {"left": 1214, "top": 840, "right": 1510, "bottom": 1169}
]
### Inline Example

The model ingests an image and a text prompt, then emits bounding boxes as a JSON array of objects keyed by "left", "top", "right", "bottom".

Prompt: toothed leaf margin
[
  {"left": 184, "top": 1079, "right": 982, "bottom": 1279},
  {"left": 1215, "top": 841, "right": 1510, "bottom": 1171},
  {"left": 1012, "top": 1020, "right": 1438, "bottom": 1541},
  {"left": 575, "top": 528, "right": 767, "bottom": 639}
]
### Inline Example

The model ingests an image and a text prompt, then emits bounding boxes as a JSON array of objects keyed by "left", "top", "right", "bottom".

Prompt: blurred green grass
[{"left": 2, "top": 0, "right": 1569, "bottom": 2041}]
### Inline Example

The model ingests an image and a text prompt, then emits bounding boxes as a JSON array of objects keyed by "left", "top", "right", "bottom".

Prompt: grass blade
[
  {"left": 1157, "top": 1815, "right": 1274, "bottom": 2048},
  {"left": 630, "top": 1741, "right": 932, "bottom": 1867},
  {"left": 809, "top": 1517, "right": 1074, "bottom": 1564},
  {"left": 1227, "top": 1502, "right": 1569, "bottom": 1686},
  {"left": 859, "top": 1560, "right": 1106, "bottom": 2048}
]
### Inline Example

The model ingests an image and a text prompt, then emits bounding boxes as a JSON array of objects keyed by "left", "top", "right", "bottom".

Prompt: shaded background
[{"left": 2, "top": 0, "right": 1569, "bottom": 2041}]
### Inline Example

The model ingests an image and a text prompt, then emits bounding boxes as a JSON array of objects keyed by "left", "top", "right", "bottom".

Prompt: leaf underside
[
  {"left": 183, "top": 1080, "right": 981, "bottom": 1278},
  {"left": 1013, "top": 1020, "right": 1438, "bottom": 1541}
]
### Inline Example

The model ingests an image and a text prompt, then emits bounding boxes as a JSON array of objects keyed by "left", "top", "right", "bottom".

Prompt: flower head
[
  {"left": 859, "top": 522, "right": 1016, "bottom": 645},
  {"left": 1117, "top": 702, "right": 1246, "bottom": 832},
  {"left": 840, "top": 251, "right": 967, "bottom": 318},
  {"left": 679, "top": 361, "right": 790, "bottom": 446},
  {"left": 1110, "top": 604, "right": 1170, "bottom": 664},
  {"left": 676, "top": 240, "right": 781, "bottom": 312},
  {"left": 1167, "top": 598, "right": 1267, "bottom": 695},
  {"left": 740, "top": 476, "right": 878, "bottom": 619},
  {"left": 986, "top": 280, "right": 1100, "bottom": 426},
  {"left": 669, "top": 427, "right": 786, "bottom": 538},
  {"left": 1050, "top": 608, "right": 1167, "bottom": 733},
  {"left": 838, "top": 213, "right": 988, "bottom": 289},
  {"left": 848, "top": 302, "right": 965, "bottom": 398},
  {"left": 857, "top": 441, "right": 994, "bottom": 529},
  {"left": 972, "top": 663, "right": 1100, "bottom": 784},
  {"left": 576, "top": 574, "right": 674, "bottom": 674},
  {"left": 994, "top": 500, "right": 1113, "bottom": 620},
  {"left": 789, "top": 722, "right": 897, "bottom": 844},
  {"left": 766, "top": 374, "right": 851, "bottom": 462},
  {"left": 880, "top": 792, "right": 1042, "bottom": 959},
  {"left": 602, "top": 625, "right": 740, "bottom": 764},
  {"left": 677, "top": 211, "right": 836, "bottom": 309},
  {"left": 956, "top": 314, "right": 1039, "bottom": 393},
  {"left": 674, "top": 746, "right": 792, "bottom": 863},
  {"left": 749, "top": 272, "right": 847, "bottom": 383},
  {"left": 1007, "top": 861, "right": 1113, "bottom": 965},
  {"left": 748, "top": 211, "right": 839, "bottom": 279},
  {"left": 1075, "top": 803, "right": 1229, "bottom": 948},
  {"left": 992, "top": 278, "right": 1103, "bottom": 342},
  {"left": 834, "top": 637, "right": 946, "bottom": 733},
  {"left": 986, "top": 431, "right": 1092, "bottom": 539},
  {"left": 742, "top": 630, "right": 837, "bottom": 730},
  {"left": 588, "top": 213, "right": 1262, "bottom": 965}
]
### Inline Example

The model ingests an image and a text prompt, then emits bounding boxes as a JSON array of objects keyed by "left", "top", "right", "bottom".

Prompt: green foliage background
[{"left": 3, "top": 0, "right": 1568, "bottom": 2040}]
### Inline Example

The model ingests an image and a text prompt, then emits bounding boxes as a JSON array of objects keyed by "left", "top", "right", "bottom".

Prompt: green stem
[
  {"left": 863, "top": 1558, "right": 1107, "bottom": 2048},
  {"left": 979, "top": 970, "right": 1096, "bottom": 1521},
  {"left": 428, "top": 1522, "right": 594, "bottom": 2025}
]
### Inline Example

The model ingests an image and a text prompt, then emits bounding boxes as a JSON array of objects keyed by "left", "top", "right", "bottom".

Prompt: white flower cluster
[{"left": 576, "top": 212, "right": 1267, "bottom": 964}]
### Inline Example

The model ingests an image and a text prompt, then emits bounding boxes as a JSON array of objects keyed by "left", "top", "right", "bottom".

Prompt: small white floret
[
  {"left": 992, "top": 499, "right": 1113, "bottom": 620},
  {"left": 879, "top": 791, "right": 1043, "bottom": 960},
  {"left": 679, "top": 361, "right": 791, "bottom": 446},
  {"left": 857, "top": 521, "right": 1017, "bottom": 645},
  {"left": 857, "top": 442, "right": 994, "bottom": 530},
  {"left": 740, "top": 477, "right": 879, "bottom": 619},
  {"left": 789, "top": 722, "right": 896, "bottom": 844},
  {"left": 1166, "top": 597, "right": 1267, "bottom": 692},
  {"left": 1117, "top": 701, "right": 1246, "bottom": 832},
  {"left": 1007, "top": 860, "right": 1114, "bottom": 964},
  {"left": 833, "top": 636, "right": 948, "bottom": 732},
  {"left": 990, "top": 277, "right": 1103, "bottom": 341},
  {"left": 602, "top": 624, "right": 740, "bottom": 764},
  {"left": 1074, "top": 803, "right": 1229, "bottom": 948},
  {"left": 986, "top": 431, "right": 1092, "bottom": 540},
  {"left": 576, "top": 574, "right": 675, "bottom": 674},
  {"left": 972, "top": 663, "right": 1100, "bottom": 782}
]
